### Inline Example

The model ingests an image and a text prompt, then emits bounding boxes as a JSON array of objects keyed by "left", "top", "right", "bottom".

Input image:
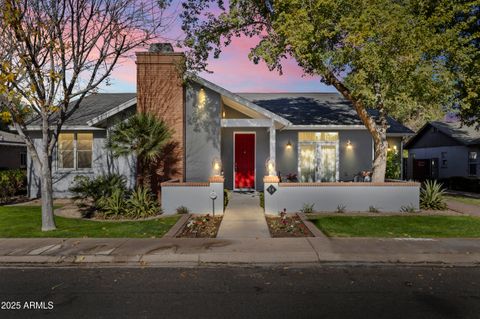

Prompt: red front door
[{"left": 234, "top": 133, "right": 255, "bottom": 189}]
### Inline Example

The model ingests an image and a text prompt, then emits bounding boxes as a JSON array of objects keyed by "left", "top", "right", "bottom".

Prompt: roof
[
  {"left": 406, "top": 121, "right": 480, "bottom": 148},
  {"left": 238, "top": 93, "right": 414, "bottom": 134},
  {"left": 0, "top": 130, "right": 25, "bottom": 146},
  {"left": 27, "top": 93, "right": 136, "bottom": 127}
]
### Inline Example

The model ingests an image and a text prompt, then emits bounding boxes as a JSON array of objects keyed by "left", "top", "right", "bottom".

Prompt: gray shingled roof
[
  {"left": 238, "top": 93, "right": 413, "bottom": 134},
  {"left": 0, "top": 130, "right": 25, "bottom": 145},
  {"left": 28, "top": 93, "right": 136, "bottom": 126},
  {"left": 429, "top": 121, "right": 480, "bottom": 145}
]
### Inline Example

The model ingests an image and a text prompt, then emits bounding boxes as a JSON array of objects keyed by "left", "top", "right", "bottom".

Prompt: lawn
[
  {"left": 445, "top": 195, "right": 480, "bottom": 207},
  {"left": 0, "top": 206, "right": 179, "bottom": 238},
  {"left": 310, "top": 215, "right": 480, "bottom": 238}
]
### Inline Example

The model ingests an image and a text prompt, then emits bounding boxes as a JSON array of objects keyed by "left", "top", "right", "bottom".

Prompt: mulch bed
[
  {"left": 266, "top": 213, "right": 313, "bottom": 238},
  {"left": 176, "top": 214, "right": 223, "bottom": 238}
]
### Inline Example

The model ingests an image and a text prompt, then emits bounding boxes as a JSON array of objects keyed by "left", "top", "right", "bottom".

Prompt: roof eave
[{"left": 86, "top": 97, "right": 137, "bottom": 126}]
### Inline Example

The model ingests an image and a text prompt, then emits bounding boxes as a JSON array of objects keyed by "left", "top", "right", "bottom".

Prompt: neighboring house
[
  {"left": 0, "top": 130, "right": 27, "bottom": 170},
  {"left": 25, "top": 43, "right": 414, "bottom": 198},
  {"left": 405, "top": 121, "right": 480, "bottom": 180}
]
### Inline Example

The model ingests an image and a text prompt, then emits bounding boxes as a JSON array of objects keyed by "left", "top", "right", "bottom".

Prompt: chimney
[{"left": 136, "top": 43, "right": 186, "bottom": 184}]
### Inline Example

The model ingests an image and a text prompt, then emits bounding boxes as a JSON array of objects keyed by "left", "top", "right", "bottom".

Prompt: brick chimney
[{"left": 136, "top": 43, "right": 185, "bottom": 184}]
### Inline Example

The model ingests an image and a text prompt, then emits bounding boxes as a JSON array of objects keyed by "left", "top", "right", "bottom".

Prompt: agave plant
[
  {"left": 97, "top": 187, "right": 128, "bottom": 218},
  {"left": 420, "top": 180, "right": 447, "bottom": 210},
  {"left": 127, "top": 187, "right": 161, "bottom": 218}
]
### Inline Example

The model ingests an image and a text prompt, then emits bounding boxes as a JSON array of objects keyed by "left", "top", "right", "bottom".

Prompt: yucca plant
[
  {"left": 420, "top": 180, "right": 447, "bottom": 210},
  {"left": 97, "top": 188, "right": 128, "bottom": 218},
  {"left": 127, "top": 187, "right": 161, "bottom": 218}
]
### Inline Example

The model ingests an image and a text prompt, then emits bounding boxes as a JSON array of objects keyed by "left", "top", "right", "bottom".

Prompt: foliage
[
  {"left": 106, "top": 113, "right": 172, "bottom": 188},
  {"left": 439, "top": 177, "right": 480, "bottom": 193},
  {"left": 180, "top": 0, "right": 478, "bottom": 181},
  {"left": 70, "top": 174, "right": 127, "bottom": 209},
  {"left": 386, "top": 151, "right": 401, "bottom": 180},
  {"left": 420, "top": 180, "right": 447, "bottom": 210},
  {"left": 259, "top": 191, "right": 264, "bottom": 209},
  {"left": 0, "top": 169, "right": 26, "bottom": 203},
  {"left": 0, "top": 205, "right": 179, "bottom": 238},
  {"left": 401, "top": 204, "right": 417, "bottom": 213},
  {"left": 176, "top": 206, "right": 190, "bottom": 214},
  {"left": 97, "top": 188, "right": 129, "bottom": 218},
  {"left": 223, "top": 189, "right": 230, "bottom": 209},
  {"left": 310, "top": 215, "right": 480, "bottom": 238},
  {"left": 126, "top": 187, "right": 161, "bottom": 218},
  {"left": 369, "top": 206, "right": 380, "bottom": 213},
  {"left": 300, "top": 203, "right": 315, "bottom": 214},
  {"left": 335, "top": 205, "right": 347, "bottom": 214}
]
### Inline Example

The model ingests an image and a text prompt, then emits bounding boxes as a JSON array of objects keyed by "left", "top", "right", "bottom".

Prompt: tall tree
[
  {"left": 106, "top": 113, "right": 172, "bottom": 190},
  {"left": 180, "top": 0, "right": 478, "bottom": 181},
  {"left": 0, "top": 0, "right": 173, "bottom": 231}
]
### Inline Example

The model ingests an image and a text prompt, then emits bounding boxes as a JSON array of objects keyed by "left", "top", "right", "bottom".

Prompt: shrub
[
  {"left": 97, "top": 187, "right": 128, "bottom": 217},
  {"left": 0, "top": 169, "right": 26, "bottom": 203},
  {"left": 259, "top": 191, "right": 264, "bottom": 209},
  {"left": 386, "top": 151, "right": 401, "bottom": 180},
  {"left": 335, "top": 204, "right": 346, "bottom": 214},
  {"left": 224, "top": 189, "right": 230, "bottom": 209},
  {"left": 126, "top": 187, "right": 161, "bottom": 218},
  {"left": 300, "top": 203, "right": 315, "bottom": 214},
  {"left": 369, "top": 206, "right": 380, "bottom": 213},
  {"left": 420, "top": 180, "right": 447, "bottom": 210},
  {"left": 70, "top": 173, "right": 127, "bottom": 208},
  {"left": 401, "top": 204, "right": 417, "bottom": 213},
  {"left": 176, "top": 206, "right": 190, "bottom": 214}
]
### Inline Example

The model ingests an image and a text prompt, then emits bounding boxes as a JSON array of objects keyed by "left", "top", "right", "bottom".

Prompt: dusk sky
[{"left": 103, "top": 0, "right": 336, "bottom": 94}]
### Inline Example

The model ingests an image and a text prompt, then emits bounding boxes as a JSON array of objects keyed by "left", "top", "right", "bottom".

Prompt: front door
[{"left": 234, "top": 133, "right": 255, "bottom": 190}]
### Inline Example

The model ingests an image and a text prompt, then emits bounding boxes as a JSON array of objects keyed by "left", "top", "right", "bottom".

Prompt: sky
[{"left": 101, "top": 0, "right": 336, "bottom": 94}]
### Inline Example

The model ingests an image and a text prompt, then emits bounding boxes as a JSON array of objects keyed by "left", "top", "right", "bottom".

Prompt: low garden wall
[
  {"left": 161, "top": 177, "right": 224, "bottom": 215},
  {"left": 263, "top": 177, "right": 420, "bottom": 214}
]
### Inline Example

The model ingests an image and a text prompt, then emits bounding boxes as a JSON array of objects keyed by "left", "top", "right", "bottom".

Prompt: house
[
  {"left": 26, "top": 43, "right": 414, "bottom": 198},
  {"left": 0, "top": 130, "right": 26, "bottom": 170},
  {"left": 405, "top": 121, "right": 480, "bottom": 181}
]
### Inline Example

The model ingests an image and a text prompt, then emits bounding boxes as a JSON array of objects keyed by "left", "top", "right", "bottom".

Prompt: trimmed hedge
[{"left": 0, "top": 169, "right": 27, "bottom": 203}]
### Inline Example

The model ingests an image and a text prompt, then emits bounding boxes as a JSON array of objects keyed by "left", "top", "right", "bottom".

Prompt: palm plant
[{"left": 106, "top": 113, "right": 172, "bottom": 189}]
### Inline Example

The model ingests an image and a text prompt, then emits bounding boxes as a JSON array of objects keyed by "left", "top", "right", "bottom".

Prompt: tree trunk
[
  {"left": 324, "top": 72, "right": 389, "bottom": 182},
  {"left": 40, "top": 152, "right": 56, "bottom": 231}
]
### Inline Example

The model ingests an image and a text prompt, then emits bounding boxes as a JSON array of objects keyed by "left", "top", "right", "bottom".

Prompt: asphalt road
[{"left": 0, "top": 265, "right": 479, "bottom": 319}]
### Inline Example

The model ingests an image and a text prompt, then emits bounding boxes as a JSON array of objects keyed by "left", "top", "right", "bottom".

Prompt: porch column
[{"left": 268, "top": 124, "right": 276, "bottom": 174}]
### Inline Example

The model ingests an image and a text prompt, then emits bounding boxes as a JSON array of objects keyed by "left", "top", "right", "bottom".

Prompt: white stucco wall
[{"left": 264, "top": 182, "right": 420, "bottom": 214}]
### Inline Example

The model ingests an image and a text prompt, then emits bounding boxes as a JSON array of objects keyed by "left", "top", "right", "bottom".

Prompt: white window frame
[{"left": 56, "top": 132, "right": 93, "bottom": 171}]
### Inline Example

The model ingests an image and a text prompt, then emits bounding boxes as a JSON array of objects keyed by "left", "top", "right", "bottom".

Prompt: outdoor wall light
[
  {"left": 286, "top": 139, "right": 292, "bottom": 150},
  {"left": 266, "top": 158, "right": 276, "bottom": 176},
  {"left": 198, "top": 88, "right": 206, "bottom": 109},
  {"left": 212, "top": 157, "right": 222, "bottom": 176},
  {"left": 346, "top": 140, "right": 353, "bottom": 150}
]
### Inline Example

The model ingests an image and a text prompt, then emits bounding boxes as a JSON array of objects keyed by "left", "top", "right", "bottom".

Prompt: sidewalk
[
  {"left": 217, "top": 192, "right": 270, "bottom": 238},
  {"left": 0, "top": 236, "right": 479, "bottom": 266},
  {"left": 446, "top": 200, "right": 480, "bottom": 217}
]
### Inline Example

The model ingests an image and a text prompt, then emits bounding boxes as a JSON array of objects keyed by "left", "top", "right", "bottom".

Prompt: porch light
[
  {"left": 286, "top": 139, "right": 292, "bottom": 150},
  {"left": 212, "top": 157, "right": 222, "bottom": 176},
  {"left": 198, "top": 88, "right": 206, "bottom": 109},
  {"left": 346, "top": 140, "right": 353, "bottom": 150},
  {"left": 266, "top": 158, "right": 276, "bottom": 176}
]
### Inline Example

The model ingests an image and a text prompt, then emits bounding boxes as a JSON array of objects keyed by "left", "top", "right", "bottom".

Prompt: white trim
[
  {"left": 0, "top": 142, "right": 25, "bottom": 147},
  {"left": 221, "top": 119, "right": 274, "bottom": 128},
  {"left": 87, "top": 97, "right": 137, "bottom": 126},
  {"left": 233, "top": 131, "right": 256, "bottom": 191},
  {"left": 285, "top": 125, "right": 367, "bottom": 130},
  {"left": 24, "top": 125, "right": 104, "bottom": 131},
  {"left": 190, "top": 74, "right": 290, "bottom": 127}
]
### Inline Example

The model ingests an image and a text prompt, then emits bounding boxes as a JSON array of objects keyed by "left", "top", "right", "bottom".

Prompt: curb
[
  {"left": 163, "top": 214, "right": 191, "bottom": 238},
  {"left": 297, "top": 213, "right": 327, "bottom": 238}
]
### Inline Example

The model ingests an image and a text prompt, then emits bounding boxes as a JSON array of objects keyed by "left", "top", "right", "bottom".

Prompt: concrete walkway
[
  {"left": 217, "top": 192, "right": 270, "bottom": 238},
  {"left": 447, "top": 200, "right": 480, "bottom": 217}
]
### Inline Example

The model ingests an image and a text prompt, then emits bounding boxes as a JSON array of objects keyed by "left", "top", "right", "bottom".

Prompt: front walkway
[
  {"left": 446, "top": 200, "right": 480, "bottom": 217},
  {"left": 217, "top": 192, "right": 270, "bottom": 238}
]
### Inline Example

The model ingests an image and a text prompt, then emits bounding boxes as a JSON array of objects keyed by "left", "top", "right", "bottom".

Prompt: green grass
[
  {"left": 0, "top": 206, "right": 180, "bottom": 238},
  {"left": 445, "top": 195, "right": 480, "bottom": 207},
  {"left": 310, "top": 216, "right": 480, "bottom": 238}
]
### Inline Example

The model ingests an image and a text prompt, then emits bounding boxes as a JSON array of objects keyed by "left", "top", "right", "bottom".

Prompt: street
[{"left": 0, "top": 265, "right": 479, "bottom": 318}]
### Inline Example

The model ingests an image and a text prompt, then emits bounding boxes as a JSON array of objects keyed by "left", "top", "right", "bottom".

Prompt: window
[
  {"left": 20, "top": 152, "right": 27, "bottom": 167},
  {"left": 468, "top": 151, "right": 477, "bottom": 176},
  {"left": 441, "top": 152, "right": 448, "bottom": 168},
  {"left": 298, "top": 132, "right": 339, "bottom": 182},
  {"left": 58, "top": 133, "right": 93, "bottom": 170}
]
